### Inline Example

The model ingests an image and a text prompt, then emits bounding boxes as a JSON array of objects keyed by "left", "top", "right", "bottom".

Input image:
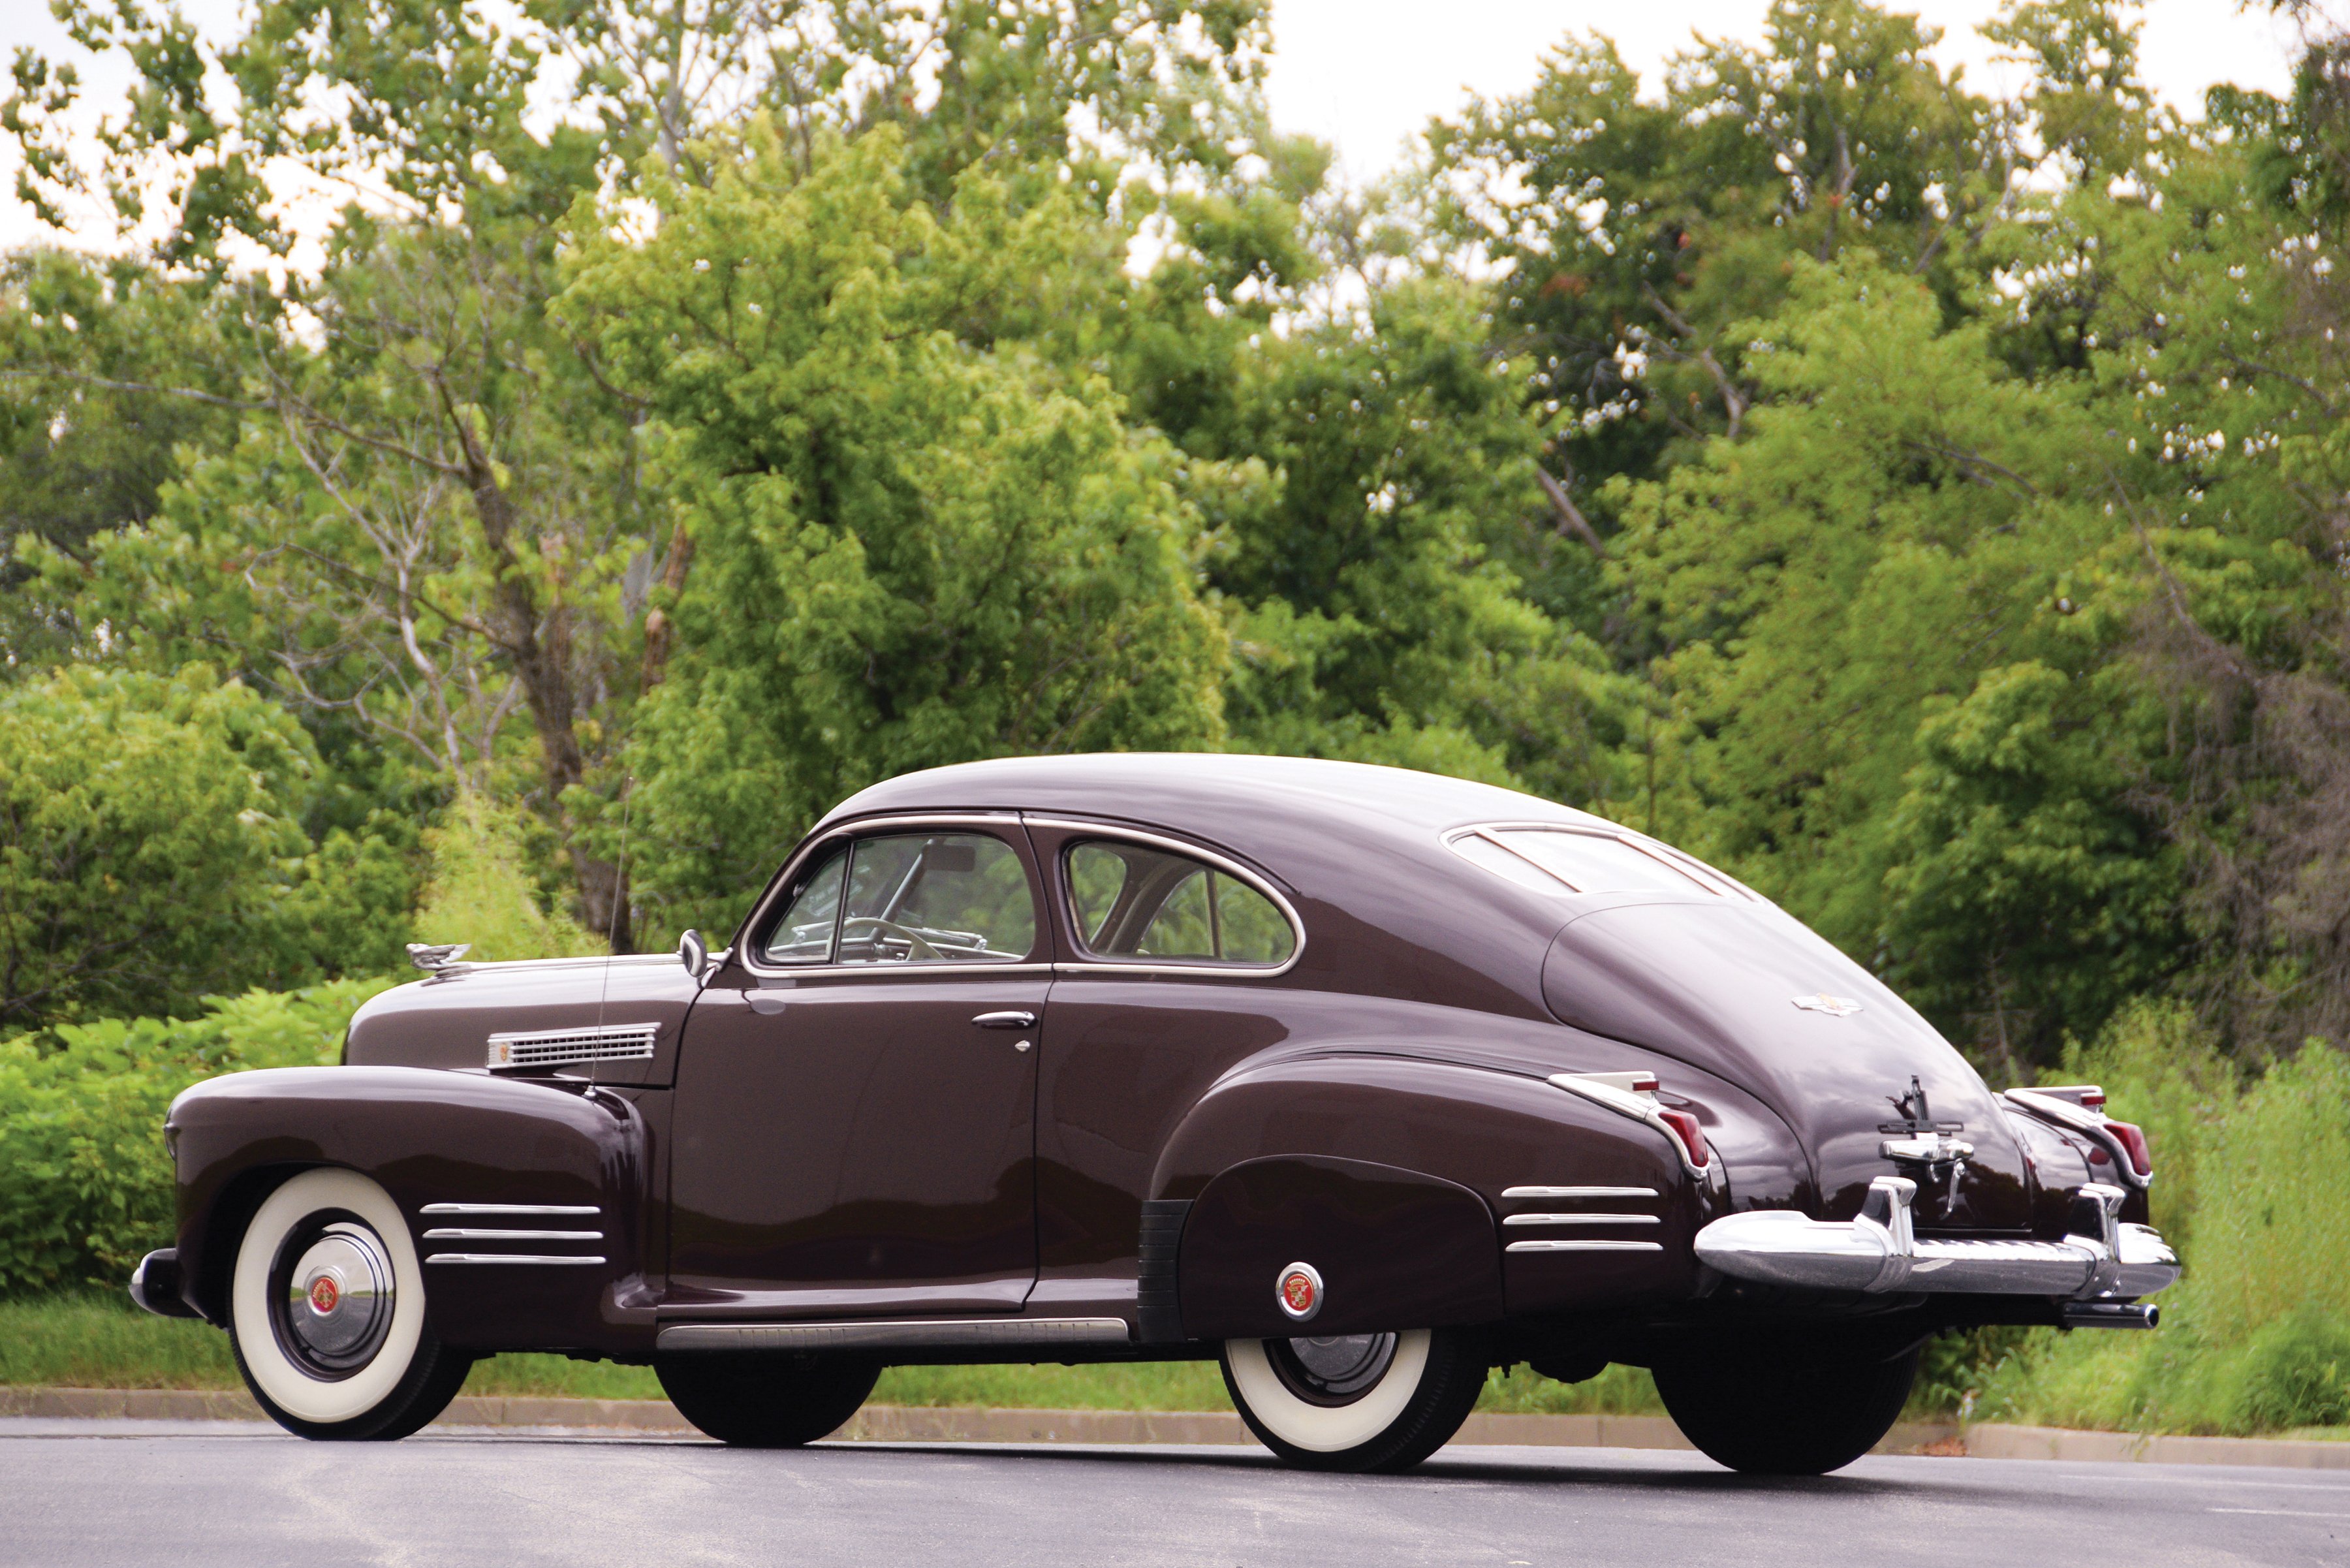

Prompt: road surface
[{"left": 3, "top": 1419, "right": 2340, "bottom": 1567}]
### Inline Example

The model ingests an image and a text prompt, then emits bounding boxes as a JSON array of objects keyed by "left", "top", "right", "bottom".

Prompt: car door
[
  {"left": 1019, "top": 819, "right": 1306, "bottom": 1291},
  {"left": 668, "top": 816, "right": 1052, "bottom": 1317}
]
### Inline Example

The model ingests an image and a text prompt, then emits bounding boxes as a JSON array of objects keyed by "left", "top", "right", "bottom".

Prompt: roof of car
[{"left": 820, "top": 753, "right": 1607, "bottom": 870}]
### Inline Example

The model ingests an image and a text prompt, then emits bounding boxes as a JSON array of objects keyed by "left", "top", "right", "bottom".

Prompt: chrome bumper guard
[{"left": 1693, "top": 1178, "right": 2179, "bottom": 1304}]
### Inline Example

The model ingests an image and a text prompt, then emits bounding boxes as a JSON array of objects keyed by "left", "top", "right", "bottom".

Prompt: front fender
[
  {"left": 167, "top": 1066, "right": 654, "bottom": 1355},
  {"left": 1150, "top": 1053, "right": 1712, "bottom": 1330}
]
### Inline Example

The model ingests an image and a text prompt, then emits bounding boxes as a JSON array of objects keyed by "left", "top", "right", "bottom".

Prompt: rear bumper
[{"left": 1695, "top": 1178, "right": 2179, "bottom": 1303}]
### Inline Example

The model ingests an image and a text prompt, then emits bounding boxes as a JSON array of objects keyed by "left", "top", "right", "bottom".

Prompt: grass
[{"left": 1, "top": 1291, "right": 1662, "bottom": 1414}]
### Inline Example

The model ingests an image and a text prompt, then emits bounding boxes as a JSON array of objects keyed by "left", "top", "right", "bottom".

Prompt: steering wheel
[{"left": 841, "top": 916, "right": 948, "bottom": 962}]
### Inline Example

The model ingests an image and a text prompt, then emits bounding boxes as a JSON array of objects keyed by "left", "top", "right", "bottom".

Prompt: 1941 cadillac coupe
[{"left": 130, "top": 755, "right": 2178, "bottom": 1473}]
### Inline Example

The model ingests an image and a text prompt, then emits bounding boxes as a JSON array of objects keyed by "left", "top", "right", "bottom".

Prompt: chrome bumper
[{"left": 1694, "top": 1178, "right": 2179, "bottom": 1303}]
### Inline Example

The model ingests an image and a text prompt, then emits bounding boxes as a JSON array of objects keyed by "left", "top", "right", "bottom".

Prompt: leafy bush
[
  {"left": 0, "top": 979, "right": 390, "bottom": 1296},
  {"left": 0, "top": 664, "right": 415, "bottom": 1027}
]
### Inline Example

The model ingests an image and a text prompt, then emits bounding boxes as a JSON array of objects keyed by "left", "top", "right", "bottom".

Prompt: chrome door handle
[{"left": 972, "top": 1011, "right": 1037, "bottom": 1029}]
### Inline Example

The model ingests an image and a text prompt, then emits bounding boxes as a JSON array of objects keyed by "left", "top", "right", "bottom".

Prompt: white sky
[
  {"left": 0, "top": 0, "right": 2309, "bottom": 253},
  {"left": 1266, "top": 1, "right": 2304, "bottom": 183}
]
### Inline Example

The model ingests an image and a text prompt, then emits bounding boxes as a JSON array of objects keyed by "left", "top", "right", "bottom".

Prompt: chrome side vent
[{"left": 486, "top": 1024, "right": 658, "bottom": 1069}]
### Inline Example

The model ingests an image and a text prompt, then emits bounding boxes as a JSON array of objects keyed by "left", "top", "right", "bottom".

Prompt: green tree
[
  {"left": 559, "top": 129, "right": 1229, "bottom": 935},
  {"left": 1425, "top": 0, "right": 2007, "bottom": 550}
]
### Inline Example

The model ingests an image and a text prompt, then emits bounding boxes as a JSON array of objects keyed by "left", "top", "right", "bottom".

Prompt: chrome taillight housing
[{"left": 2005, "top": 1085, "right": 2154, "bottom": 1187}]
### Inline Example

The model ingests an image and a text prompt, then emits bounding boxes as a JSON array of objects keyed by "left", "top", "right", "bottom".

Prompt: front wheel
[
  {"left": 656, "top": 1353, "right": 880, "bottom": 1447},
  {"left": 1221, "top": 1328, "right": 1487, "bottom": 1473},
  {"left": 228, "top": 1167, "right": 474, "bottom": 1440},
  {"left": 1653, "top": 1341, "right": 1920, "bottom": 1475}
]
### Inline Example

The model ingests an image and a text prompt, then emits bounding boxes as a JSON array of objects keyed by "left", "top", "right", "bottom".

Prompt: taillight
[
  {"left": 2104, "top": 1119, "right": 2152, "bottom": 1178},
  {"left": 1657, "top": 1107, "right": 1710, "bottom": 1170}
]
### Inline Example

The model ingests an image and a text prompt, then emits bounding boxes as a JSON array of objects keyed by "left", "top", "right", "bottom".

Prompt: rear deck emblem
[
  {"left": 1276, "top": 1262, "right": 1323, "bottom": 1322},
  {"left": 1792, "top": 992, "right": 1862, "bottom": 1018}
]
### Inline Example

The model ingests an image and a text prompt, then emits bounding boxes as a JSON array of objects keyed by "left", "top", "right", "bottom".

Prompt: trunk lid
[{"left": 1541, "top": 896, "right": 2031, "bottom": 1232}]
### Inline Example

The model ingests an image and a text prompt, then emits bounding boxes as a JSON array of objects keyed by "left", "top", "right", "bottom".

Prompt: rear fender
[
  {"left": 1150, "top": 1054, "right": 1707, "bottom": 1334},
  {"left": 167, "top": 1067, "right": 653, "bottom": 1355}
]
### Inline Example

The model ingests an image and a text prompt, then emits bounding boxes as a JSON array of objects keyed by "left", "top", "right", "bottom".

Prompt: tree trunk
[{"left": 449, "top": 404, "right": 633, "bottom": 953}]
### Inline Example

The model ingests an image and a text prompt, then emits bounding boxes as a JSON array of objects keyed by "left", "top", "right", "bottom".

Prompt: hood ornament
[
  {"left": 407, "top": 942, "right": 473, "bottom": 977},
  {"left": 1792, "top": 992, "right": 1862, "bottom": 1017}
]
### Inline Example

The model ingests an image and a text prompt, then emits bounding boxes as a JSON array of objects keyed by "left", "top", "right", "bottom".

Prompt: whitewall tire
[
  {"left": 227, "top": 1168, "right": 473, "bottom": 1440},
  {"left": 1221, "top": 1327, "right": 1488, "bottom": 1473}
]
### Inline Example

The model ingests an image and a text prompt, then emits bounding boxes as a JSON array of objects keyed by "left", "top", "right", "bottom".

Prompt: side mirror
[{"left": 678, "top": 928, "right": 709, "bottom": 980}]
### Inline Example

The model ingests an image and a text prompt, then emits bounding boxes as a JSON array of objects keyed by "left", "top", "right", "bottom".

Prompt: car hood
[{"left": 1541, "top": 896, "right": 2032, "bottom": 1232}]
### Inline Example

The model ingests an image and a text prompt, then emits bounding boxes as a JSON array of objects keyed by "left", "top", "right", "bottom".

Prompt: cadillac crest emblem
[
  {"left": 1276, "top": 1262, "right": 1323, "bottom": 1323},
  {"left": 1791, "top": 992, "right": 1863, "bottom": 1018}
]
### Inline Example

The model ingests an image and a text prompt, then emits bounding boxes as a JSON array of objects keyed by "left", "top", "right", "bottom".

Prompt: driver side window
[{"left": 762, "top": 832, "right": 1039, "bottom": 966}]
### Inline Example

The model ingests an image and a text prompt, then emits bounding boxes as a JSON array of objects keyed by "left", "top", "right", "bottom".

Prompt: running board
[{"left": 655, "top": 1317, "right": 1133, "bottom": 1353}]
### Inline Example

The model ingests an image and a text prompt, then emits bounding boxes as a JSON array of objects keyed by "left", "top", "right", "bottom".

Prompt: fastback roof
[{"left": 820, "top": 753, "right": 1607, "bottom": 871}]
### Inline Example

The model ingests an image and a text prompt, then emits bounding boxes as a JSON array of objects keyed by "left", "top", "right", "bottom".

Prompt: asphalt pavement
[{"left": 3, "top": 1418, "right": 2343, "bottom": 1567}]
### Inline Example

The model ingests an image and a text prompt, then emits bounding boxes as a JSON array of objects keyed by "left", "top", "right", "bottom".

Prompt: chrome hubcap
[
  {"left": 1270, "top": 1332, "right": 1398, "bottom": 1404},
  {"left": 278, "top": 1223, "right": 395, "bottom": 1372}
]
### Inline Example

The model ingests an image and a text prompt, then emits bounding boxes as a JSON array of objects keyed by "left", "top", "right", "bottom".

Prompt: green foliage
[
  {"left": 413, "top": 794, "right": 606, "bottom": 963},
  {"left": 1978, "top": 1013, "right": 2350, "bottom": 1434},
  {"left": 561, "top": 129, "right": 1230, "bottom": 935},
  {"left": 0, "top": 979, "right": 390, "bottom": 1296},
  {"left": 0, "top": 664, "right": 413, "bottom": 1027}
]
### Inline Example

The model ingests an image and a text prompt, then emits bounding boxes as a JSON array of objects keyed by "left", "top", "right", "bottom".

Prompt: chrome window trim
[
  {"left": 737, "top": 813, "right": 1045, "bottom": 982},
  {"left": 1024, "top": 817, "right": 1306, "bottom": 979},
  {"left": 742, "top": 961, "right": 1058, "bottom": 983}
]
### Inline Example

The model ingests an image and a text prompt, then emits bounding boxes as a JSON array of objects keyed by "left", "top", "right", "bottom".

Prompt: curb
[{"left": 3, "top": 1387, "right": 2342, "bottom": 1467}]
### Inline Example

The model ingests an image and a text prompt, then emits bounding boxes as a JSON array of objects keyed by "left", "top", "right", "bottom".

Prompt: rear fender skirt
[
  {"left": 1152, "top": 1053, "right": 1706, "bottom": 1323},
  {"left": 1176, "top": 1154, "right": 1502, "bottom": 1340},
  {"left": 166, "top": 1066, "right": 655, "bottom": 1355}
]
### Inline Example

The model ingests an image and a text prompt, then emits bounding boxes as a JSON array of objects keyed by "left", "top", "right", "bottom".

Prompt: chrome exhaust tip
[{"left": 2061, "top": 1301, "right": 2158, "bottom": 1330}]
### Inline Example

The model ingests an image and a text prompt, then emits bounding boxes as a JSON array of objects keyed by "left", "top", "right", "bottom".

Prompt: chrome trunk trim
[
  {"left": 425, "top": 1253, "right": 608, "bottom": 1266},
  {"left": 1693, "top": 1178, "right": 2180, "bottom": 1300},
  {"left": 418, "top": 1204, "right": 601, "bottom": 1216},
  {"left": 1501, "top": 1213, "right": 1661, "bottom": 1227},
  {"left": 656, "top": 1317, "right": 1133, "bottom": 1353}
]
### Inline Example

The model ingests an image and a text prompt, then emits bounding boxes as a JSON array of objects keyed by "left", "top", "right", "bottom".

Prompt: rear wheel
[
  {"left": 656, "top": 1353, "right": 880, "bottom": 1447},
  {"left": 1221, "top": 1328, "right": 1487, "bottom": 1473},
  {"left": 228, "top": 1167, "right": 474, "bottom": 1441},
  {"left": 1653, "top": 1340, "right": 1920, "bottom": 1475}
]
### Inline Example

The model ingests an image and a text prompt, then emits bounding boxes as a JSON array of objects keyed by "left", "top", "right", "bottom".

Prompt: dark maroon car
[{"left": 130, "top": 755, "right": 2178, "bottom": 1473}]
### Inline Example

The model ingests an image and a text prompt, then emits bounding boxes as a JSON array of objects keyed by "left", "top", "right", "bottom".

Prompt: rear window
[
  {"left": 1449, "top": 826, "right": 1734, "bottom": 898},
  {"left": 1065, "top": 839, "right": 1296, "bottom": 967}
]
